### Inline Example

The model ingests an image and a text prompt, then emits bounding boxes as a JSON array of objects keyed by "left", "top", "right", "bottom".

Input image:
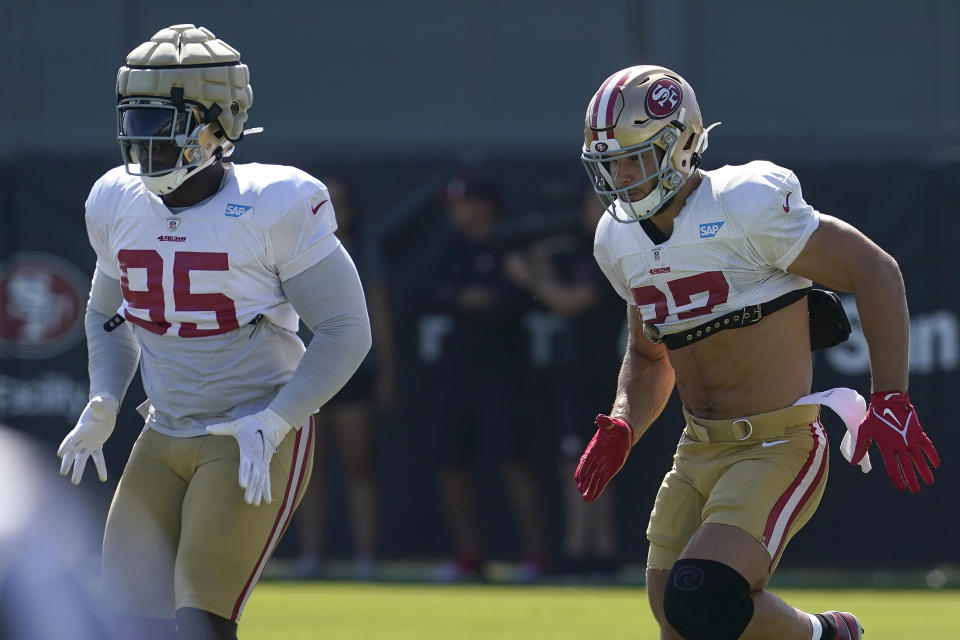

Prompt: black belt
[{"left": 642, "top": 287, "right": 811, "bottom": 350}]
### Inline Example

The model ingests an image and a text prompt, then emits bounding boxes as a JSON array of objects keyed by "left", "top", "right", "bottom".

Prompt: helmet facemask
[
  {"left": 582, "top": 124, "right": 688, "bottom": 223},
  {"left": 117, "top": 97, "right": 230, "bottom": 195}
]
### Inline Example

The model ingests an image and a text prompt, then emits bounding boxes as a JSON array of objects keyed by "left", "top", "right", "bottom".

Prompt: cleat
[{"left": 824, "top": 611, "right": 864, "bottom": 640}]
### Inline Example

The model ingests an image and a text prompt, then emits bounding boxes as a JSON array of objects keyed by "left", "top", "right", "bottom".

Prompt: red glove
[
  {"left": 852, "top": 391, "right": 940, "bottom": 493},
  {"left": 574, "top": 414, "right": 634, "bottom": 502}
]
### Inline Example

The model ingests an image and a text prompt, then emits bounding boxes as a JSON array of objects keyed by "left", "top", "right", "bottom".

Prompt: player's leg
[
  {"left": 107, "top": 615, "right": 178, "bottom": 640},
  {"left": 645, "top": 568, "right": 684, "bottom": 640},
  {"left": 332, "top": 400, "right": 378, "bottom": 576},
  {"left": 660, "top": 415, "right": 839, "bottom": 640},
  {"left": 667, "top": 523, "right": 814, "bottom": 639},
  {"left": 647, "top": 540, "right": 844, "bottom": 640},
  {"left": 644, "top": 458, "right": 709, "bottom": 639},
  {"left": 174, "top": 607, "right": 235, "bottom": 639},
  {"left": 175, "top": 419, "right": 314, "bottom": 633},
  {"left": 292, "top": 411, "right": 329, "bottom": 577},
  {"left": 670, "top": 527, "right": 864, "bottom": 639},
  {"left": 100, "top": 429, "right": 192, "bottom": 639}
]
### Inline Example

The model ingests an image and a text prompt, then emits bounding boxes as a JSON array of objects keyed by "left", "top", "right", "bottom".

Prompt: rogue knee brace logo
[{"left": 671, "top": 565, "right": 705, "bottom": 591}]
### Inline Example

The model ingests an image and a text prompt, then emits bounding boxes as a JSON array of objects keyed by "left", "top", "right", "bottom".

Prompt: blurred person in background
[
  {"left": 0, "top": 425, "right": 114, "bottom": 640},
  {"left": 428, "top": 177, "right": 547, "bottom": 582},
  {"left": 573, "top": 65, "right": 938, "bottom": 640},
  {"left": 56, "top": 24, "right": 370, "bottom": 640},
  {"left": 293, "top": 176, "right": 397, "bottom": 580},
  {"left": 504, "top": 190, "right": 624, "bottom": 578}
]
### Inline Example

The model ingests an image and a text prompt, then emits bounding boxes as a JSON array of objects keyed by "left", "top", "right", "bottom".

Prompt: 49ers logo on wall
[
  {"left": 0, "top": 253, "right": 87, "bottom": 360},
  {"left": 645, "top": 78, "right": 683, "bottom": 119}
]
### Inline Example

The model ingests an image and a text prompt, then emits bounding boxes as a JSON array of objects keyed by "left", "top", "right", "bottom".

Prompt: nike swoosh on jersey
[
  {"left": 311, "top": 200, "right": 328, "bottom": 215},
  {"left": 782, "top": 191, "right": 792, "bottom": 213},
  {"left": 761, "top": 439, "right": 790, "bottom": 448}
]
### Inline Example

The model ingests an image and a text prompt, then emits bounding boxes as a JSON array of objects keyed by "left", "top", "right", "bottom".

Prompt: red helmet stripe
[
  {"left": 589, "top": 70, "right": 622, "bottom": 128},
  {"left": 590, "top": 69, "right": 633, "bottom": 132}
]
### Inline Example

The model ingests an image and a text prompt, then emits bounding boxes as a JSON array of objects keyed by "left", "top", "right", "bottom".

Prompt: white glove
[
  {"left": 205, "top": 408, "right": 294, "bottom": 506},
  {"left": 58, "top": 393, "right": 119, "bottom": 485}
]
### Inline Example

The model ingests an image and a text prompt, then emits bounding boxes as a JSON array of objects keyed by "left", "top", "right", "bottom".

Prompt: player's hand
[
  {"left": 574, "top": 414, "right": 634, "bottom": 502},
  {"left": 206, "top": 408, "right": 293, "bottom": 506},
  {"left": 58, "top": 393, "right": 119, "bottom": 485},
  {"left": 852, "top": 391, "right": 940, "bottom": 493}
]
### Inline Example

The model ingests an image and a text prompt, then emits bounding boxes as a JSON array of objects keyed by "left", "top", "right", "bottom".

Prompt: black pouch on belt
[{"left": 807, "top": 288, "right": 851, "bottom": 351}]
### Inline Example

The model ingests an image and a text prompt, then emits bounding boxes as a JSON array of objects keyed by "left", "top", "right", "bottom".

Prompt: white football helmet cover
[
  {"left": 115, "top": 24, "right": 256, "bottom": 194},
  {"left": 582, "top": 65, "right": 718, "bottom": 222}
]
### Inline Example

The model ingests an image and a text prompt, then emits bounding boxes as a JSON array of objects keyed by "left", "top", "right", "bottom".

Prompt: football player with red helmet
[{"left": 575, "top": 65, "right": 937, "bottom": 640}]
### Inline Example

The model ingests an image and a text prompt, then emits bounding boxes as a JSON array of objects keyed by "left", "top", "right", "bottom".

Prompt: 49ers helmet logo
[{"left": 645, "top": 78, "right": 682, "bottom": 119}]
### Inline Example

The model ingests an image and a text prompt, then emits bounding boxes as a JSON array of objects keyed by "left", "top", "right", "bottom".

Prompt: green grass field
[{"left": 241, "top": 582, "right": 960, "bottom": 639}]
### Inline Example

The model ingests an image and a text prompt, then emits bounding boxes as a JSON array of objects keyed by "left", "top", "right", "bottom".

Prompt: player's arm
[
  {"left": 788, "top": 214, "right": 939, "bottom": 492},
  {"left": 84, "top": 268, "right": 141, "bottom": 400},
  {"left": 787, "top": 214, "right": 907, "bottom": 392},
  {"left": 575, "top": 303, "right": 675, "bottom": 501},
  {"left": 206, "top": 245, "right": 371, "bottom": 505},
  {"left": 58, "top": 267, "right": 141, "bottom": 484},
  {"left": 610, "top": 302, "right": 676, "bottom": 443},
  {"left": 269, "top": 244, "right": 373, "bottom": 427}
]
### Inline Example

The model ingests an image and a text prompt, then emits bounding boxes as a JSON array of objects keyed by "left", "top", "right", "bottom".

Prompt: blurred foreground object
[{"left": 0, "top": 425, "right": 112, "bottom": 640}]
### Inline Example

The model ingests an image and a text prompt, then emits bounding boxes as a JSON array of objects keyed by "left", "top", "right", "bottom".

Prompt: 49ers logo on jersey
[{"left": 645, "top": 78, "right": 682, "bottom": 119}]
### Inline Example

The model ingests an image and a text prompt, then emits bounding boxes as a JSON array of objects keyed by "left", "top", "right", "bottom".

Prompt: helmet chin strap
[
  {"left": 140, "top": 167, "right": 191, "bottom": 195},
  {"left": 140, "top": 125, "right": 263, "bottom": 196},
  {"left": 139, "top": 152, "right": 220, "bottom": 195},
  {"left": 618, "top": 186, "right": 666, "bottom": 222}
]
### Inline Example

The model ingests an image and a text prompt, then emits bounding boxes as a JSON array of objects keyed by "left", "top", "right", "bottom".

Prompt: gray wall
[{"left": 3, "top": 0, "right": 958, "bottom": 162}]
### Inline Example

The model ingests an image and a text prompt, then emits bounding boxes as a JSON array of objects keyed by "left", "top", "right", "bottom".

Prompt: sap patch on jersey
[
  {"left": 225, "top": 203, "right": 252, "bottom": 217},
  {"left": 698, "top": 221, "right": 725, "bottom": 238}
]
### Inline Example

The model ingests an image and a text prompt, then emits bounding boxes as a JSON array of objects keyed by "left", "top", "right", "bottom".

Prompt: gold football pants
[
  {"left": 646, "top": 404, "right": 828, "bottom": 573},
  {"left": 100, "top": 420, "right": 314, "bottom": 621}
]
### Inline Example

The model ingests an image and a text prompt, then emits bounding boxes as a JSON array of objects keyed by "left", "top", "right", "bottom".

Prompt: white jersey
[
  {"left": 594, "top": 161, "right": 819, "bottom": 337},
  {"left": 85, "top": 163, "right": 339, "bottom": 436}
]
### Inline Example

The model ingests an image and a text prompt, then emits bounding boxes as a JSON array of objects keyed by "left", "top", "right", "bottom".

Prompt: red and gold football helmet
[{"left": 581, "top": 65, "right": 718, "bottom": 222}]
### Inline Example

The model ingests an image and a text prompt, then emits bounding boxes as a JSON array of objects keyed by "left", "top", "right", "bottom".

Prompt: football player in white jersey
[
  {"left": 574, "top": 66, "right": 939, "bottom": 640},
  {"left": 56, "top": 24, "right": 371, "bottom": 640}
]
